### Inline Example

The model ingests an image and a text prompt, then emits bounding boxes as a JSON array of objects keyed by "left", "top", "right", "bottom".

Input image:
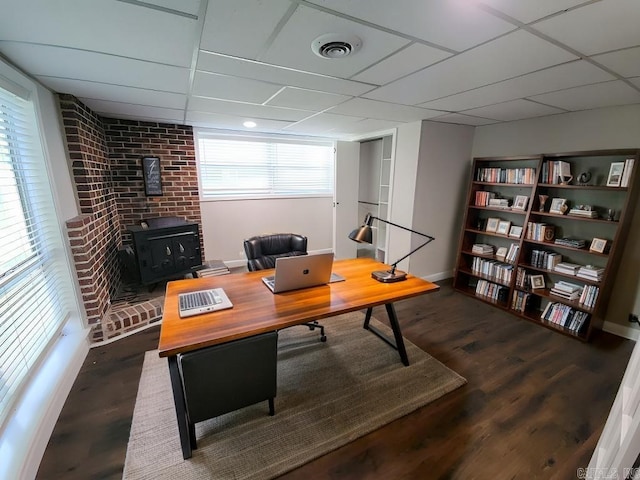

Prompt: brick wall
[
  {"left": 59, "top": 95, "right": 121, "bottom": 342},
  {"left": 59, "top": 96, "right": 204, "bottom": 342}
]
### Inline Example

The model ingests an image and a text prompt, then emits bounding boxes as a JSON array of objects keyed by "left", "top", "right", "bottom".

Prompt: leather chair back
[{"left": 243, "top": 233, "right": 307, "bottom": 271}]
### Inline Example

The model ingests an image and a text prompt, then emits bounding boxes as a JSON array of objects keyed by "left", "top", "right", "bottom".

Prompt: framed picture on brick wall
[{"left": 142, "top": 156, "right": 163, "bottom": 196}]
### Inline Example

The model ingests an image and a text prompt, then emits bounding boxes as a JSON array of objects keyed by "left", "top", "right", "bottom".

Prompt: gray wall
[{"left": 472, "top": 104, "right": 640, "bottom": 338}]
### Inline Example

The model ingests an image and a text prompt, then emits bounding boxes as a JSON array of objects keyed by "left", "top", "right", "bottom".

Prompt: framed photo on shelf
[
  {"left": 508, "top": 225, "right": 523, "bottom": 238},
  {"left": 590, "top": 237, "right": 608, "bottom": 253},
  {"left": 486, "top": 217, "right": 500, "bottom": 233},
  {"left": 607, "top": 162, "right": 625, "bottom": 187},
  {"left": 513, "top": 195, "right": 529, "bottom": 211},
  {"left": 496, "top": 220, "right": 511, "bottom": 235},
  {"left": 549, "top": 198, "right": 567, "bottom": 214},
  {"left": 530, "top": 275, "right": 545, "bottom": 290}
]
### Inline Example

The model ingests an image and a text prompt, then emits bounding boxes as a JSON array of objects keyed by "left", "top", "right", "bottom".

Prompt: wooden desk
[{"left": 159, "top": 257, "right": 439, "bottom": 458}]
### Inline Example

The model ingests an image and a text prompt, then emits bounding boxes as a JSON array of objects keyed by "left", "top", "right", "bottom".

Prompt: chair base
[{"left": 303, "top": 320, "right": 327, "bottom": 342}]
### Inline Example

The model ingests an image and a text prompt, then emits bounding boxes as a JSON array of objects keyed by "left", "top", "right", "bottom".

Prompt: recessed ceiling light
[
  {"left": 311, "top": 34, "right": 362, "bottom": 59},
  {"left": 243, "top": 121, "right": 257, "bottom": 128}
]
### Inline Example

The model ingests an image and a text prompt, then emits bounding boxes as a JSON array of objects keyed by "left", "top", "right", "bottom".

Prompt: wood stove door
[
  {"left": 171, "top": 233, "right": 200, "bottom": 270},
  {"left": 148, "top": 238, "right": 175, "bottom": 276}
]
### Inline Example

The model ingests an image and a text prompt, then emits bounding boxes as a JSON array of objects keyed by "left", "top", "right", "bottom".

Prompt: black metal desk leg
[
  {"left": 168, "top": 356, "right": 193, "bottom": 459},
  {"left": 363, "top": 307, "right": 373, "bottom": 329},
  {"left": 385, "top": 303, "right": 410, "bottom": 366}
]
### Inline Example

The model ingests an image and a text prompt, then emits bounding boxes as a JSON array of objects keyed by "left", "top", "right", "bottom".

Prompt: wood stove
[{"left": 127, "top": 217, "right": 202, "bottom": 285}]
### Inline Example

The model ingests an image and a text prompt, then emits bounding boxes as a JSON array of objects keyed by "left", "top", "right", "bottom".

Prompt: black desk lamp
[{"left": 348, "top": 213, "right": 435, "bottom": 283}]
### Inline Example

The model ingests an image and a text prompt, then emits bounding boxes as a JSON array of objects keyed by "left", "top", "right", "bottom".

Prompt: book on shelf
[
  {"left": 554, "top": 237, "right": 586, "bottom": 248},
  {"left": 495, "top": 246, "right": 508, "bottom": 261},
  {"left": 579, "top": 285, "right": 600, "bottom": 308},
  {"left": 476, "top": 167, "right": 536, "bottom": 184},
  {"left": 568, "top": 208, "right": 598, "bottom": 218},
  {"left": 554, "top": 262, "right": 581, "bottom": 275},
  {"left": 576, "top": 265, "right": 604, "bottom": 281},
  {"left": 474, "top": 191, "right": 496, "bottom": 206},
  {"left": 530, "top": 250, "right": 562, "bottom": 270},
  {"left": 472, "top": 243, "right": 494, "bottom": 255},
  {"left": 526, "top": 222, "right": 555, "bottom": 242},
  {"left": 541, "top": 302, "right": 590, "bottom": 332},
  {"left": 621, "top": 158, "right": 635, "bottom": 188},
  {"left": 488, "top": 198, "right": 510, "bottom": 208}
]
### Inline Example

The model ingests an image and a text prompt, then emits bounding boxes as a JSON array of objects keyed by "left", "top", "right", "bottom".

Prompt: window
[
  {"left": 0, "top": 81, "right": 73, "bottom": 428},
  {"left": 196, "top": 132, "right": 335, "bottom": 199}
]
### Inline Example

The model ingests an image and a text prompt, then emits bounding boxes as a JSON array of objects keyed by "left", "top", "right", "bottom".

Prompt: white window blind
[
  {"left": 0, "top": 83, "right": 72, "bottom": 429},
  {"left": 196, "top": 133, "right": 335, "bottom": 199}
]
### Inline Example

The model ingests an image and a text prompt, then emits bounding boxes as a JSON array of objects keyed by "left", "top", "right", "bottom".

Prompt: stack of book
[
  {"left": 554, "top": 262, "right": 581, "bottom": 275},
  {"left": 577, "top": 265, "right": 604, "bottom": 282},
  {"left": 474, "top": 191, "right": 496, "bottom": 206},
  {"left": 568, "top": 208, "right": 598, "bottom": 218},
  {"left": 471, "top": 257, "right": 514, "bottom": 283},
  {"left": 474, "top": 279, "right": 509, "bottom": 301},
  {"left": 196, "top": 260, "right": 230, "bottom": 277},
  {"left": 579, "top": 285, "right": 600, "bottom": 308},
  {"left": 526, "top": 222, "right": 555, "bottom": 242},
  {"left": 541, "top": 302, "right": 590, "bottom": 332},
  {"left": 488, "top": 198, "right": 509, "bottom": 209},
  {"left": 472, "top": 243, "right": 494, "bottom": 255},
  {"left": 550, "top": 280, "right": 583, "bottom": 300},
  {"left": 554, "top": 237, "right": 586, "bottom": 248},
  {"left": 505, "top": 243, "right": 520, "bottom": 263}
]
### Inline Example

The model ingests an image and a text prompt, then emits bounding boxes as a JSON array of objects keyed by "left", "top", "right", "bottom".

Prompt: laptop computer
[
  {"left": 178, "top": 287, "right": 233, "bottom": 318},
  {"left": 261, "top": 252, "right": 344, "bottom": 293}
]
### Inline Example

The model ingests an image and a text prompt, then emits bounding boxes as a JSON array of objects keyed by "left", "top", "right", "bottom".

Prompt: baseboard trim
[
  {"left": 423, "top": 270, "right": 453, "bottom": 283},
  {"left": 602, "top": 321, "right": 640, "bottom": 341}
]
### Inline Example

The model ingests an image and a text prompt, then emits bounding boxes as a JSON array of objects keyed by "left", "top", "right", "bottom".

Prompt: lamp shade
[{"left": 348, "top": 224, "right": 373, "bottom": 243}]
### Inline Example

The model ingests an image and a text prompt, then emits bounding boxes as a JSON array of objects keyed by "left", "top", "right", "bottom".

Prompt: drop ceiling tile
[
  {"left": 199, "top": 0, "right": 292, "bottom": 59},
  {"left": 262, "top": 4, "right": 409, "bottom": 78},
  {"left": 593, "top": 47, "right": 640, "bottom": 79},
  {"left": 191, "top": 71, "right": 282, "bottom": 103},
  {"left": 265, "top": 87, "right": 351, "bottom": 110},
  {"left": 630, "top": 77, "right": 640, "bottom": 89},
  {"left": 365, "top": 30, "right": 577, "bottom": 105},
  {"left": 0, "top": 0, "right": 198, "bottom": 67},
  {"left": 306, "top": 0, "right": 515, "bottom": 51},
  {"left": 462, "top": 99, "right": 565, "bottom": 121},
  {"left": 529, "top": 80, "right": 640, "bottom": 111},
  {"left": 328, "top": 98, "right": 440, "bottom": 122},
  {"left": 430, "top": 113, "right": 497, "bottom": 126},
  {"left": 143, "top": 0, "right": 202, "bottom": 17},
  {"left": 189, "top": 96, "right": 312, "bottom": 122},
  {"left": 477, "top": 0, "right": 590, "bottom": 24},
  {"left": 351, "top": 43, "right": 452, "bottom": 86},
  {"left": 196, "top": 51, "right": 374, "bottom": 96},
  {"left": 80, "top": 98, "right": 185, "bottom": 123},
  {"left": 420, "top": 61, "right": 615, "bottom": 111},
  {"left": 0, "top": 43, "right": 190, "bottom": 93},
  {"left": 339, "top": 118, "right": 402, "bottom": 136},
  {"left": 187, "top": 111, "right": 293, "bottom": 132},
  {"left": 283, "top": 112, "right": 364, "bottom": 134},
  {"left": 36, "top": 76, "right": 187, "bottom": 110},
  {"left": 533, "top": 0, "right": 640, "bottom": 55}
]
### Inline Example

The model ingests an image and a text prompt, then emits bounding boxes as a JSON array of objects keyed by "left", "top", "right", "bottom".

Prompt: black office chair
[{"left": 243, "top": 233, "right": 326, "bottom": 342}]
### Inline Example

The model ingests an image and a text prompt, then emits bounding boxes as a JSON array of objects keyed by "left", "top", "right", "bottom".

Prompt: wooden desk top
[{"left": 158, "top": 258, "right": 439, "bottom": 357}]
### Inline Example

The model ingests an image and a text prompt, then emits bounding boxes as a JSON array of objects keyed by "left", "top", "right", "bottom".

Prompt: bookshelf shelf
[{"left": 454, "top": 149, "right": 639, "bottom": 341}]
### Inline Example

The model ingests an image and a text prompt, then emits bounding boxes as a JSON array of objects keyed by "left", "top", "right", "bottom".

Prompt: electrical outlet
[{"left": 629, "top": 314, "right": 639, "bottom": 326}]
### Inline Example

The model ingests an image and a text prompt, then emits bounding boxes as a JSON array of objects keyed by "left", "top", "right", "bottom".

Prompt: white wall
[
  {"left": 473, "top": 105, "right": 640, "bottom": 338},
  {"left": 410, "top": 121, "right": 475, "bottom": 281},
  {"left": 200, "top": 196, "right": 334, "bottom": 266}
]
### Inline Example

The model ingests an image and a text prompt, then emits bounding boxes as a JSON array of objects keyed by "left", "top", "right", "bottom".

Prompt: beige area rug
[{"left": 123, "top": 312, "right": 466, "bottom": 479}]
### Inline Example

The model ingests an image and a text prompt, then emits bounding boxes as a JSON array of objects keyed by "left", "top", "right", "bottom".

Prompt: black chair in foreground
[{"left": 243, "top": 233, "right": 326, "bottom": 342}]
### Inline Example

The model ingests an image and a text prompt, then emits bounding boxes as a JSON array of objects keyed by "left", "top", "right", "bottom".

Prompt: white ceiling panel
[
  {"left": 593, "top": 47, "right": 640, "bottom": 79},
  {"left": 533, "top": 0, "right": 640, "bottom": 56},
  {"left": 338, "top": 118, "right": 401, "bottom": 136},
  {"left": 630, "top": 77, "right": 640, "bottom": 89},
  {"left": 189, "top": 97, "right": 312, "bottom": 122},
  {"left": 191, "top": 71, "right": 283, "bottom": 103},
  {"left": 351, "top": 43, "right": 452, "bottom": 86},
  {"left": 0, "top": 0, "right": 198, "bottom": 67},
  {"left": 141, "top": 0, "right": 202, "bottom": 17},
  {"left": 81, "top": 98, "right": 185, "bottom": 122},
  {"left": 283, "top": 112, "right": 365, "bottom": 134},
  {"left": 419, "top": 61, "right": 615, "bottom": 111},
  {"left": 529, "top": 81, "right": 640, "bottom": 111},
  {"left": 262, "top": 5, "right": 409, "bottom": 78},
  {"left": 306, "top": 0, "right": 515, "bottom": 51},
  {"left": 187, "top": 111, "right": 293, "bottom": 132},
  {"left": 462, "top": 99, "right": 566, "bottom": 122},
  {"left": 430, "top": 113, "right": 497, "bottom": 126},
  {"left": 199, "top": 0, "right": 292, "bottom": 59},
  {"left": 329, "top": 98, "right": 440, "bottom": 122},
  {"left": 196, "top": 51, "right": 374, "bottom": 97},
  {"left": 35, "top": 77, "right": 187, "bottom": 110},
  {"left": 266, "top": 87, "right": 351, "bottom": 110},
  {"left": 365, "top": 30, "right": 577, "bottom": 105},
  {"left": 0, "top": 43, "right": 190, "bottom": 93},
  {"left": 477, "top": 0, "right": 591, "bottom": 24}
]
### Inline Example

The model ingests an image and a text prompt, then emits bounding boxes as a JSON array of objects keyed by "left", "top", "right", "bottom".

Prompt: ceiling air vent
[{"left": 311, "top": 34, "right": 362, "bottom": 59}]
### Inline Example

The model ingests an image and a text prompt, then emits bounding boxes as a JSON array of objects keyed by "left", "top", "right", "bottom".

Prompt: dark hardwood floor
[{"left": 36, "top": 281, "right": 634, "bottom": 479}]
